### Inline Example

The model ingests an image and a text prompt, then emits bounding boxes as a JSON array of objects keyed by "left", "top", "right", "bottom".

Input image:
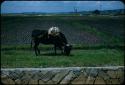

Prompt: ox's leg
[
  {"left": 59, "top": 46, "right": 63, "bottom": 54},
  {"left": 54, "top": 45, "right": 57, "bottom": 55},
  {"left": 34, "top": 42, "right": 40, "bottom": 56},
  {"left": 37, "top": 44, "right": 40, "bottom": 55},
  {"left": 34, "top": 44, "right": 38, "bottom": 56}
]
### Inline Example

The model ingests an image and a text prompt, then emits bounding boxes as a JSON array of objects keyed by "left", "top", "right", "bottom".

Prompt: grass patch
[
  {"left": 1, "top": 44, "right": 124, "bottom": 51},
  {"left": 1, "top": 48, "right": 124, "bottom": 68}
]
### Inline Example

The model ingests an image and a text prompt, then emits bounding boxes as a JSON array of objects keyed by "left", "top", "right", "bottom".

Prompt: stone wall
[{"left": 1, "top": 66, "right": 124, "bottom": 85}]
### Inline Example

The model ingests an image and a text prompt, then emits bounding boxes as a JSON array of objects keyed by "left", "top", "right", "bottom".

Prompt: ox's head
[{"left": 64, "top": 44, "right": 72, "bottom": 56}]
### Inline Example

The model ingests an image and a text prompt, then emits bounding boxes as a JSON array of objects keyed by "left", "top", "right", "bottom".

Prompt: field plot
[
  {"left": 1, "top": 15, "right": 124, "bottom": 68},
  {"left": 1, "top": 15, "right": 124, "bottom": 45}
]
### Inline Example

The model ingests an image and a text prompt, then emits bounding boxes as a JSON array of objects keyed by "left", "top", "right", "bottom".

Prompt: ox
[{"left": 31, "top": 29, "right": 72, "bottom": 56}]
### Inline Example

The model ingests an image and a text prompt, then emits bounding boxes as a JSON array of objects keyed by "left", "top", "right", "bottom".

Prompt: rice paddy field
[{"left": 1, "top": 15, "right": 125, "bottom": 68}]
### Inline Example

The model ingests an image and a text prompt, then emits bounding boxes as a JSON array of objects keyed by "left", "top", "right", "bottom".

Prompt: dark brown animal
[{"left": 31, "top": 29, "right": 72, "bottom": 56}]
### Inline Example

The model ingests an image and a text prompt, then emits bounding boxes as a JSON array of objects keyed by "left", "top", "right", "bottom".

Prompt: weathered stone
[
  {"left": 39, "top": 80, "right": 46, "bottom": 84},
  {"left": 98, "top": 71, "right": 110, "bottom": 81},
  {"left": 52, "top": 70, "right": 69, "bottom": 84},
  {"left": 9, "top": 71, "right": 21, "bottom": 80},
  {"left": 15, "top": 79, "right": 21, "bottom": 84},
  {"left": 119, "top": 76, "right": 124, "bottom": 84},
  {"left": 86, "top": 76, "right": 95, "bottom": 84},
  {"left": 21, "top": 79, "right": 29, "bottom": 85},
  {"left": 72, "top": 69, "right": 81, "bottom": 77},
  {"left": 60, "top": 71, "right": 77, "bottom": 84},
  {"left": 1, "top": 75, "right": 8, "bottom": 80},
  {"left": 84, "top": 68, "right": 92, "bottom": 76},
  {"left": 32, "top": 71, "right": 44, "bottom": 80},
  {"left": 98, "top": 71, "right": 111, "bottom": 84},
  {"left": 34, "top": 70, "right": 48, "bottom": 80},
  {"left": 94, "top": 76, "right": 106, "bottom": 84},
  {"left": 1, "top": 70, "right": 9, "bottom": 76},
  {"left": 110, "top": 79, "right": 120, "bottom": 84},
  {"left": 89, "top": 68, "right": 99, "bottom": 77},
  {"left": 116, "top": 69, "right": 124, "bottom": 78},
  {"left": 22, "top": 71, "right": 32, "bottom": 79},
  {"left": 42, "top": 71, "right": 56, "bottom": 82},
  {"left": 1, "top": 78, "right": 15, "bottom": 85},
  {"left": 105, "top": 79, "right": 112, "bottom": 84},
  {"left": 21, "top": 72, "right": 32, "bottom": 85},
  {"left": 46, "top": 80, "right": 54, "bottom": 84},
  {"left": 18, "top": 70, "right": 25, "bottom": 78},
  {"left": 82, "top": 70, "right": 89, "bottom": 79},
  {"left": 1, "top": 67, "right": 124, "bottom": 85},
  {"left": 80, "top": 68, "right": 86, "bottom": 72},
  {"left": 107, "top": 70, "right": 117, "bottom": 78},
  {"left": 28, "top": 79, "right": 38, "bottom": 84},
  {"left": 71, "top": 73, "right": 87, "bottom": 84}
]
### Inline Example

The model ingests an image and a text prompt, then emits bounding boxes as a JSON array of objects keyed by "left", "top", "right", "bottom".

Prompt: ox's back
[
  {"left": 32, "top": 29, "right": 47, "bottom": 38},
  {"left": 31, "top": 29, "right": 67, "bottom": 45},
  {"left": 31, "top": 29, "right": 51, "bottom": 44}
]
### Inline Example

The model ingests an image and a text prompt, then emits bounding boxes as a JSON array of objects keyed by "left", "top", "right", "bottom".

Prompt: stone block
[
  {"left": 98, "top": 71, "right": 110, "bottom": 80},
  {"left": 21, "top": 73, "right": 32, "bottom": 85},
  {"left": 46, "top": 80, "right": 54, "bottom": 84},
  {"left": 21, "top": 79, "right": 29, "bottom": 85},
  {"left": 110, "top": 79, "right": 120, "bottom": 84},
  {"left": 89, "top": 68, "right": 99, "bottom": 77},
  {"left": 72, "top": 69, "right": 81, "bottom": 77},
  {"left": 9, "top": 71, "right": 20, "bottom": 80},
  {"left": 52, "top": 70, "right": 69, "bottom": 84},
  {"left": 1, "top": 70, "right": 9, "bottom": 76},
  {"left": 32, "top": 71, "right": 44, "bottom": 80},
  {"left": 84, "top": 68, "right": 91, "bottom": 76},
  {"left": 107, "top": 70, "right": 117, "bottom": 78},
  {"left": 39, "top": 80, "right": 46, "bottom": 84},
  {"left": 60, "top": 71, "right": 76, "bottom": 84},
  {"left": 71, "top": 73, "right": 87, "bottom": 84},
  {"left": 15, "top": 79, "right": 21, "bottom": 84},
  {"left": 116, "top": 69, "right": 124, "bottom": 78},
  {"left": 98, "top": 71, "right": 111, "bottom": 84},
  {"left": 94, "top": 76, "right": 106, "bottom": 84},
  {"left": 41, "top": 71, "right": 57, "bottom": 82},
  {"left": 86, "top": 76, "right": 95, "bottom": 84},
  {"left": 28, "top": 79, "right": 38, "bottom": 84},
  {"left": 119, "top": 76, "right": 124, "bottom": 84},
  {"left": 1, "top": 75, "right": 8, "bottom": 80},
  {"left": 16, "top": 70, "right": 26, "bottom": 79},
  {"left": 1, "top": 78, "right": 15, "bottom": 85}
]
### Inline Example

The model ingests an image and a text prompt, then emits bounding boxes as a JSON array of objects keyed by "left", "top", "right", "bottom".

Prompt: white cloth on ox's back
[{"left": 48, "top": 26, "right": 60, "bottom": 36}]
